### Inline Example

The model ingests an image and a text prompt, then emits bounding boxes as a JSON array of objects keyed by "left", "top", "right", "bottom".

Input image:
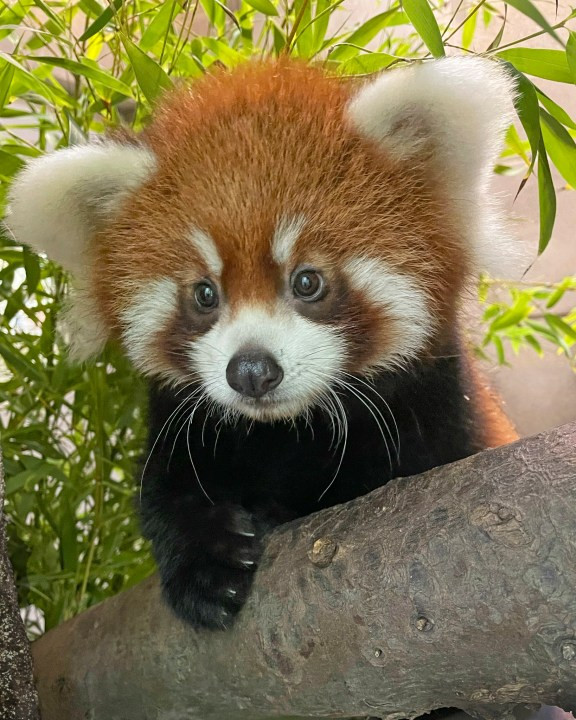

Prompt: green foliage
[
  {"left": 0, "top": 246, "right": 152, "bottom": 635},
  {"left": 0, "top": 0, "right": 574, "bottom": 634},
  {"left": 478, "top": 277, "right": 576, "bottom": 367}
]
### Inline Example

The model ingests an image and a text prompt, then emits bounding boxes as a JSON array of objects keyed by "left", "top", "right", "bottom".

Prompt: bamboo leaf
[
  {"left": 505, "top": 65, "right": 540, "bottom": 173},
  {"left": 214, "top": 0, "right": 241, "bottom": 30},
  {"left": 292, "top": 0, "right": 345, "bottom": 58},
  {"left": 0, "top": 62, "right": 15, "bottom": 109},
  {"left": 120, "top": 35, "right": 172, "bottom": 103},
  {"left": 5, "top": 462, "right": 46, "bottom": 495},
  {"left": 245, "top": 0, "right": 278, "bottom": 15},
  {"left": 31, "top": 0, "right": 66, "bottom": 31},
  {"left": 524, "top": 334, "right": 543, "bottom": 355},
  {"left": 536, "top": 88, "right": 576, "bottom": 130},
  {"left": 497, "top": 49, "right": 573, "bottom": 84},
  {"left": 486, "top": 5, "right": 507, "bottom": 51},
  {"left": 540, "top": 108, "right": 576, "bottom": 188},
  {"left": 545, "top": 283, "right": 567, "bottom": 309},
  {"left": 462, "top": 11, "right": 478, "bottom": 51},
  {"left": 490, "top": 304, "right": 531, "bottom": 331},
  {"left": 203, "top": 38, "right": 245, "bottom": 67},
  {"left": 140, "top": 0, "right": 178, "bottom": 51},
  {"left": 199, "top": 0, "right": 227, "bottom": 33},
  {"left": 0, "top": 343, "right": 46, "bottom": 383},
  {"left": 340, "top": 52, "right": 398, "bottom": 75},
  {"left": 402, "top": 0, "right": 445, "bottom": 57},
  {"left": 329, "top": 8, "right": 403, "bottom": 62},
  {"left": 545, "top": 314, "right": 576, "bottom": 342},
  {"left": 567, "top": 31, "right": 576, "bottom": 84},
  {"left": 0, "top": 52, "right": 60, "bottom": 103},
  {"left": 33, "top": 56, "right": 133, "bottom": 96},
  {"left": 79, "top": 0, "right": 123, "bottom": 41},
  {"left": 537, "top": 136, "right": 556, "bottom": 253},
  {"left": 492, "top": 334, "right": 507, "bottom": 364},
  {"left": 0, "top": 148, "right": 25, "bottom": 176}
]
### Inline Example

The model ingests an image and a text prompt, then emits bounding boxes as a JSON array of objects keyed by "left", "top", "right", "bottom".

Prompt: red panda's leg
[
  {"left": 462, "top": 351, "right": 518, "bottom": 448},
  {"left": 141, "top": 496, "right": 269, "bottom": 629}
]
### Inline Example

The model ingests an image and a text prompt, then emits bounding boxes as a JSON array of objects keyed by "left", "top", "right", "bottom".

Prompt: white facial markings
[
  {"left": 120, "top": 277, "right": 180, "bottom": 379},
  {"left": 190, "top": 303, "right": 346, "bottom": 420},
  {"left": 272, "top": 215, "right": 306, "bottom": 266},
  {"left": 344, "top": 257, "right": 434, "bottom": 368},
  {"left": 188, "top": 227, "right": 223, "bottom": 277},
  {"left": 60, "top": 284, "right": 110, "bottom": 362}
]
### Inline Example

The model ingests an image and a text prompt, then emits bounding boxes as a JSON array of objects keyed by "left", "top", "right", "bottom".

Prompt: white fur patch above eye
[
  {"left": 188, "top": 227, "right": 223, "bottom": 277},
  {"left": 345, "top": 257, "right": 434, "bottom": 367},
  {"left": 272, "top": 215, "right": 306, "bottom": 266},
  {"left": 5, "top": 142, "right": 156, "bottom": 275},
  {"left": 190, "top": 303, "right": 346, "bottom": 420},
  {"left": 120, "top": 277, "right": 179, "bottom": 378}
]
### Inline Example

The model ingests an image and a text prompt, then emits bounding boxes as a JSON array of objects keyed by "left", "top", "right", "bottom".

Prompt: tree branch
[
  {"left": 32, "top": 423, "right": 576, "bottom": 720},
  {"left": 0, "top": 451, "right": 40, "bottom": 720}
]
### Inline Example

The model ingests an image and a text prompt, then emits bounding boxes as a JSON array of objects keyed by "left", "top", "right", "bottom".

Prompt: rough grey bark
[
  {"left": 32, "top": 422, "right": 576, "bottom": 720},
  {"left": 0, "top": 451, "right": 40, "bottom": 720}
]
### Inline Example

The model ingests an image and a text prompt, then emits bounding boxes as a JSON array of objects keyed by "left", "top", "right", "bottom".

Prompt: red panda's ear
[
  {"left": 5, "top": 141, "right": 155, "bottom": 275},
  {"left": 347, "top": 56, "right": 516, "bottom": 190},
  {"left": 347, "top": 57, "right": 520, "bottom": 274},
  {"left": 5, "top": 141, "right": 155, "bottom": 361}
]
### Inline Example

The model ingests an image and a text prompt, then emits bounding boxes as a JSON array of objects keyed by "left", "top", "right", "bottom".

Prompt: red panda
[{"left": 6, "top": 57, "right": 518, "bottom": 629}]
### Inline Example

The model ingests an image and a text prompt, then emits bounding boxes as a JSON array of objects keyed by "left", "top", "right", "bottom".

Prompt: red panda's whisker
[
  {"left": 166, "top": 386, "right": 205, "bottom": 436},
  {"left": 317, "top": 385, "right": 348, "bottom": 503},
  {"left": 311, "top": 368, "right": 394, "bottom": 476},
  {"left": 194, "top": 338, "right": 228, "bottom": 359},
  {"left": 340, "top": 371, "right": 401, "bottom": 463},
  {"left": 318, "top": 388, "right": 346, "bottom": 451},
  {"left": 168, "top": 380, "right": 220, "bottom": 471},
  {"left": 335, "top": 378, "right": 394, "bottom": 474},
  {"left": 139, "top": 386, "right": 203, "bottom": 502},
  {"left": 213, "top": 417, "right": 224, "bottom": 459},
  {"left": 186, "top": 402, "right": 215, "bottom": 507}
]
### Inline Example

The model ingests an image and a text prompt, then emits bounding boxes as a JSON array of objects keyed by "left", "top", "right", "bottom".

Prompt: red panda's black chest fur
[{"left": 139, "top": 333, "right": 509, "bottom": 629}]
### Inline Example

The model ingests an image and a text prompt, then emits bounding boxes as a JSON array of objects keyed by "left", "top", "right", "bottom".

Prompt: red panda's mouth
[
  {"left": 227, "top": 390, "right": 312, "bottom": 422},
  {"left": 234, "top": 393, "right": 290, "bottom": 417}
]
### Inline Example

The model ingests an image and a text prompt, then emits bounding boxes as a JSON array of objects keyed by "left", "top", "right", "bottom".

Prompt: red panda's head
[{"left": 6, "top": 58, "right": 516, "bottom": 421}]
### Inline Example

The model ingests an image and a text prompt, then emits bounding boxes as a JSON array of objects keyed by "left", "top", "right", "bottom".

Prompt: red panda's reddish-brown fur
[
  {"left": 465, "top": 357, "right": 518, "bottom": 447},
  {"left": 95, "top": 60, "right": 467, "bottom": 339}
]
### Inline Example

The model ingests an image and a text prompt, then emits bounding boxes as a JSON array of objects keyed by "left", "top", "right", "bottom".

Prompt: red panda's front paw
[{"left": 160, "top": 505, "right": 264, "bottom": 630}]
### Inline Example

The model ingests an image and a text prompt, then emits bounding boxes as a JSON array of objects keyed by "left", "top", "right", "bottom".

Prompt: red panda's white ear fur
[
  {"left": 5, "top": 142, "right": 155, "bottom": 274},
  {"left": 347, "top": 57, "right": 516, "bottom": 187},
  {"left": 347, "top": 57, "right": 518, "bottom": 274},
  {"left": 5, "top": 142, "right": 155, "bottom": 359}
]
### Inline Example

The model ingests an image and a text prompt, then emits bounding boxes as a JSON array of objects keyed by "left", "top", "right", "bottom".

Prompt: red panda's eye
[
  {"left": 292, "top": 269, "right": 325, "bottom": 302},
  {"left": 194, "top": 281, "right": 219, "bottom": 312}
]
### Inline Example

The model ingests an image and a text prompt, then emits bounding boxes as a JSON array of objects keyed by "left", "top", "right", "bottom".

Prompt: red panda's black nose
[{"left": 226, "top": 351, "right": 284, "bottom": 399}]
